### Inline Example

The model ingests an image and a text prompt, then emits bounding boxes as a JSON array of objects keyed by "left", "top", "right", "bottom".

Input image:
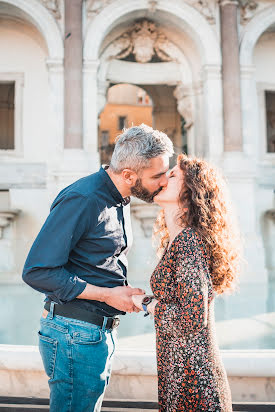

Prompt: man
[{"left": 22, "top": 124, "right": 174, "bottom": 411}]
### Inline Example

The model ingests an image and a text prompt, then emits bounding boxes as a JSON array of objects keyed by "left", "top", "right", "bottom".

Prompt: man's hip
[{"left": 38, "top": 306, "right": 117, "bottom": 412}]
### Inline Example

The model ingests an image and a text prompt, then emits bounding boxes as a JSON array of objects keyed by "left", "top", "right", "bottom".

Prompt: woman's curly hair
[{"left": 153, "top": 154, "right": 242, "bottom": 294}]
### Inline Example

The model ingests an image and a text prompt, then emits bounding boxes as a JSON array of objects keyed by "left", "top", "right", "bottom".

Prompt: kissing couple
[{"left": 23, "top": 124, "right": 239, "bottom": 412}]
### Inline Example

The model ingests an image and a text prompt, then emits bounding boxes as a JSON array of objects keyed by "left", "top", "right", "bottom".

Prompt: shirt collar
[{"left": 99, "top": 166, "right": 130, "bottom": 206}]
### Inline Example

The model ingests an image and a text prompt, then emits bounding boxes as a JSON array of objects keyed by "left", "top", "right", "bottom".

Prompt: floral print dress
[{"left": 150, "top": 228, "right": 232, "bottom": 412}]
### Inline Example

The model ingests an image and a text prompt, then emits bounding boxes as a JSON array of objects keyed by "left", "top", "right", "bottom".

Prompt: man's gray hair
[{"left": 109, "top": 124, "right": 174, "bottom": 173}]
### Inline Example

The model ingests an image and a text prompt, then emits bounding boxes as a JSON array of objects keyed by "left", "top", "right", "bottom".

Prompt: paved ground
[{"left": 1, "top": 398, "right": 275, "bottom": 411}]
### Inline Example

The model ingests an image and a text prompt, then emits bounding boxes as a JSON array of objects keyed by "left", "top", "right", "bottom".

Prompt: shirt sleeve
[
  {"left": 154, "top": 231, "right": 209, "bottom": 336},
  {"left": 22, "top": 191, "right": 94, "bottom": 304}
]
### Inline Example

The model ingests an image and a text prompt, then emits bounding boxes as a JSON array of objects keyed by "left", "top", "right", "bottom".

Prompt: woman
[{"left": 133, "top": 154, "right": 241, "bottom": 412}]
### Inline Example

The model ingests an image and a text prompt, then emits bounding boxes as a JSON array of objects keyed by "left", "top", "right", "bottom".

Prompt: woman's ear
[{"left": 121, "top": 169, "right": 138, "bottom": 186}]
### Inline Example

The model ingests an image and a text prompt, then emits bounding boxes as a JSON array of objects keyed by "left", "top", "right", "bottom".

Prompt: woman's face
[{"left": 154, "top": 164, "right": 184, "bottom": 206}]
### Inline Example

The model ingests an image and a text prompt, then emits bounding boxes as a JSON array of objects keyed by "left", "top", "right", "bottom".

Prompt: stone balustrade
[{"left": 0, "top": 345, "right": 275, "bottom": 402}]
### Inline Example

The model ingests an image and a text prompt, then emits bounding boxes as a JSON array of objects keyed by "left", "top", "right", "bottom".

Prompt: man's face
[{"left": 130, "top": 155, "right": 170, "bottom": 203}]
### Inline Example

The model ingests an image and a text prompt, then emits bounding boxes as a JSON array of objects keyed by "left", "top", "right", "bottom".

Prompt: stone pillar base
[{"left": 221, "top": 152, "right": 268, "bottom": 285}]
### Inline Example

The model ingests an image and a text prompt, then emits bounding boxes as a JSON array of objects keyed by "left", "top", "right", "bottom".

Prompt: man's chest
[{"left": 81, "top": 203, "right": 133, "bottom": 256}]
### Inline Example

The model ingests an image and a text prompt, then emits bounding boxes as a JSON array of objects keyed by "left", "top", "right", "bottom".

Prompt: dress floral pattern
[{"left": 150, "top": 227, "right": 232, "bottom": 412}]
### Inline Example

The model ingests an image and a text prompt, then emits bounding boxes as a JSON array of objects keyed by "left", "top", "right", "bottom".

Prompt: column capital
[
  {"left": 83, "top": 59, "right": 100, "bottom": 74},
  {"left": 240, "top": 64, "right": 256, "bottom": 79},
  {"left": 219, "top": 0, "right": 239, "bottom": 7},
  {"left": 203, "top": 64, "right": 222, "bottom": 80},
  {"left": 46, "top": 58, "right": 64, "bottom": 73}
]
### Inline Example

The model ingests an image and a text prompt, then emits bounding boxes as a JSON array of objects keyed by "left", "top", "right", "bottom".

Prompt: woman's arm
[{"left": 132, "top": 294, "right": 159, "bottom": 315}]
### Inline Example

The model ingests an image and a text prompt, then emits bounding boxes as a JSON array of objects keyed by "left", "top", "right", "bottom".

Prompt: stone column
[
  {"left": 64, "top": 0, "right": 83, "bottom": 148},
  {"left": 220, "top": 0, "right": 243, "bottom": 151},
  {"left": 83, "top": 59, "right": 100, "bottom": 170},
  {"left": 240, "top": 65, "right": 258, "bottom": 157},
  {"left": 203, "top": 64, "right": 224, "bottom": 161},
  {"left": 46, "top": 59, "right": 64, "bottom": 158}
]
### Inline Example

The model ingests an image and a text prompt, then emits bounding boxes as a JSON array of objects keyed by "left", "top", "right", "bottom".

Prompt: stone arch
[
  {"left": 84, "top": 0, "right": 220, "bottom": 66},
  {"left": 239, "top": 5, "right": 275, "bottom": 158},
  {"left": 97, "top": 30, "right": 193, "bottom": 115},
  {"left": 240, "top": 5, "right": 275, "bottom": 66},
  {"left": 97, "top": 25, "right": 195, "bottom": 150},
  {"left": 0, "top": 0, "right": 65, "bottom": 175},
  {"left": 0, "top": 0, "right": 63, "bottom": 60},
  {"left": 83, "top": 0, "right": 223, "bottom": 164}
]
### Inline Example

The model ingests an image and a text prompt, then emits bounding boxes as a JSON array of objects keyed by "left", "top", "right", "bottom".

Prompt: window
[
  {"left": 0, "top": 82, "right": 15, "bottom": 150},
  {"left": 101, "top": 130, "right": 109, "bottom": 148},
  {"left": 265, "top": 91, "right": 275, "bottom": 153},
  {"left": 0, "top": 73, "right": 24, "bottom": 156},
  {"left": 118, "top": 116, "right": 127, "bottom": 130}
]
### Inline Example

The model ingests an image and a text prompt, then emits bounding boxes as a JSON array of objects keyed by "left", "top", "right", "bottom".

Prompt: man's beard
[{"left": 130, "top": 178, "right": 162, "bottom": 203}]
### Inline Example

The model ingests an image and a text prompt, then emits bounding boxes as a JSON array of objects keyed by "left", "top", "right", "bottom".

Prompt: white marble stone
[
  {"left": 107, "top": 60, "right": 182, "bottom": 85},
  {"left": 1, "top": 0, "right": 63, "bottom": 60},
  {"left": 0, "top": 345, "right": 275, "bottom": 401}
]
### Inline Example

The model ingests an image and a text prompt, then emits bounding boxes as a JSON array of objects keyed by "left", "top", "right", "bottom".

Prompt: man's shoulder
[
  {"left": 67, "top": 172, "right": 100, "bottom": 198},
  {"left": 52, "top": 171, "right": 101, "bottom": 207}
]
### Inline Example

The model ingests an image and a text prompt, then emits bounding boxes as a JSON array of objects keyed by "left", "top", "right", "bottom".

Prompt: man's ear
[{"left": 121, "top": 169, "right": 138, "bottom": 186}]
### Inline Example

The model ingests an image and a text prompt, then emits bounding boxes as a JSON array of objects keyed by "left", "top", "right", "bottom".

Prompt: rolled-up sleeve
[{"left": 22, "top": 192, "right": 93, "bottom": 304}]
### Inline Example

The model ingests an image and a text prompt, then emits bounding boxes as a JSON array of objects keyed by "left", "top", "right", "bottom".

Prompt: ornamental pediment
[
  {"left": 40, "top": 0, "right": 61, "bottom": 19},
  {"left": 108, "top": 19, "right": 186, "bottom": 64}
]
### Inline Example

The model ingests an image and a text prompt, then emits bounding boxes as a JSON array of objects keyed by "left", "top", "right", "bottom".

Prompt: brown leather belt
[{"left": 44, "top": 301, "right": 120, "bottom": 330}]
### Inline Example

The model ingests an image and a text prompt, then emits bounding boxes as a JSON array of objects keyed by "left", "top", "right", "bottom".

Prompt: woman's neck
[{"left": 164, "top": 205, "right": 185, "bottom": 246}]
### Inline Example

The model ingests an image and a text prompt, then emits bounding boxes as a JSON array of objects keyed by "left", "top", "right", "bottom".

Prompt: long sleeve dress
[{"left": 150, "top": 227, "right": 232, "bottom": 412}]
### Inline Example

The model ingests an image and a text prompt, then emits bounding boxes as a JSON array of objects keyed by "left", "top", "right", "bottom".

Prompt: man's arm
[
  {"left": 77, "top": 284, "right": 145, "bottom": 313},
  {"left": 23, "top": 191, "right": 144, "bottom": 310},
  {"left": 22, "top": 192, "right": 92, "bottom": 304}
]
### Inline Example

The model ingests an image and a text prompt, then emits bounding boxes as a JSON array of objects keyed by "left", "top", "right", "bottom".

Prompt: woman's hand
[
  {"left": 132, "top": 295, "right": 159, "bottom": 316},
  {"left": 132, "top": 294, "right": 144, "bottom": 311},
  {"left": 147, "top": 299, "right": 158, "bottom": 316}
]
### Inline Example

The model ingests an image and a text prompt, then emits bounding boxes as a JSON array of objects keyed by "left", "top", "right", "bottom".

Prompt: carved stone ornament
[
  {"left": 186, "top": 0, "right": 215, "bottom": 24},
  {"left": 110, "top": 20, "right": 185, "bottom": 64},
  {"left": 41, "top": 0, "right": 61, "bottom": 19},
  {"left": 265, "top": 209, "right": 275, "bottom": 223},
  {"left": 148, "top": 0, "right": 158, "bottom": 13},
  {"left": 239, "top": 0, "right": 258, "bottom": 24},
  {"left": 86, "top": 0, "right": 113, "bottom": 17},
  {"left": 0, "top": 210, "right": 20, "bottom": 238},
  {"left": 173, "top": 85, "right": 194, "bottom": 130}
]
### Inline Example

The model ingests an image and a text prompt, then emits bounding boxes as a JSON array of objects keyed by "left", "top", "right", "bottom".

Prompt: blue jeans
[{"left": 38, "top": 303, "right": 117, "bottom": 412}]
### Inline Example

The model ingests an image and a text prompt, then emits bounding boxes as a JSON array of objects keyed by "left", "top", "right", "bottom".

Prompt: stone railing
[{"left": 0, "top": 345, "right": 275, "bottom": 402}]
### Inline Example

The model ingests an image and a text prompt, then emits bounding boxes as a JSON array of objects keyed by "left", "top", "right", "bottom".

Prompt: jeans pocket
[
  {"left": 72, "top": 328, "right": 102, "bottom": 345},
  {"left": 38, "top": 331, "right": 58, "bottom": 379}
]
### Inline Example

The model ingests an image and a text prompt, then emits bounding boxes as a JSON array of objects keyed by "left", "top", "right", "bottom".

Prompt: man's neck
[{"left": 106, "top": 168, "right": 130, "bottom": 199}]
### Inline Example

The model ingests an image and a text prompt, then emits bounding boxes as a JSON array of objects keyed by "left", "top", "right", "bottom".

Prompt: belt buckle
[{"left": 112, "top": 317, "right": 120, "bottom": 329}]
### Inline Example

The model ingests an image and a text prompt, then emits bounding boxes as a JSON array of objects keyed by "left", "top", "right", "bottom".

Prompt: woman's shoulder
[
  {"left": 174, "top": 227, "right": 198, "bottom": 247},
  {"left": 172, "top": 227, "right": 207, "bottom": 260}
]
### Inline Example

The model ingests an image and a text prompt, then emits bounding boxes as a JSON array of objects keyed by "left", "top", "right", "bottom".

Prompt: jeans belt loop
[
  {"left": 49, "top": 301, "right": 55, "bottom": 319},
  {"left": 102, "top": 316, "right": 108, "bottom": 332}
]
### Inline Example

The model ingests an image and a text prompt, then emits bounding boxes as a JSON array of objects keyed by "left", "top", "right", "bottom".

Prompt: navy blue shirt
[{"left": 22, "top": 167, "right": 133, "bottom": 317}]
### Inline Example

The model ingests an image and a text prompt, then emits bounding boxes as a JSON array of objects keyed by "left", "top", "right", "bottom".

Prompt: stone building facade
[{"left": 0, "top": 0, "right": 274, "bottom": 343}]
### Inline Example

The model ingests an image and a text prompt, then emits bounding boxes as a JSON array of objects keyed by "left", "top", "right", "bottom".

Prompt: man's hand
[
  {"left": 104, "top": 286, "right": 145, "bottom": 313},
  {"left": 77, "top": 284, "right": 145, "bottom": 313},
  {"left": 132, "top": 294, "right": 144, "bottom": 311}
]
